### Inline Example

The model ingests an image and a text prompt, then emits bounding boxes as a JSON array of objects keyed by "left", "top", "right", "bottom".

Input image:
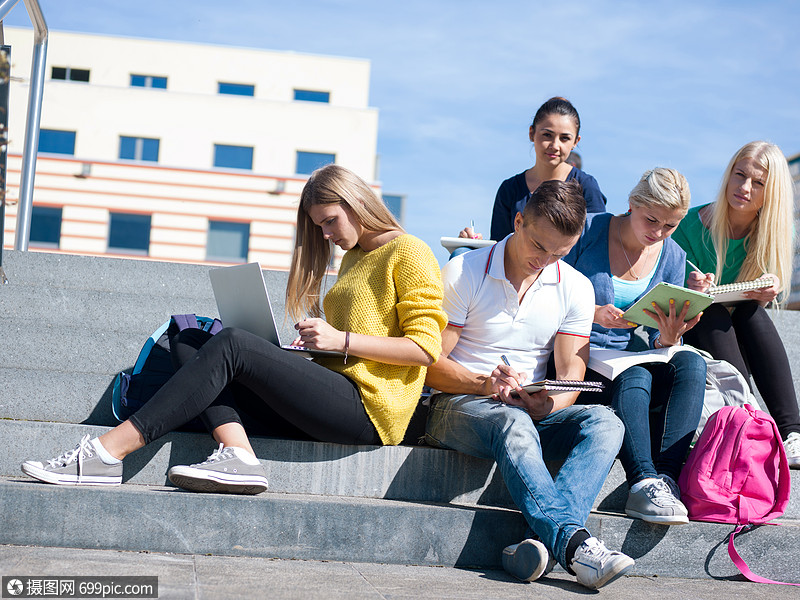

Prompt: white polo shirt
[{"left": 441, "top": 235, "right": 594, "bottom": 383}]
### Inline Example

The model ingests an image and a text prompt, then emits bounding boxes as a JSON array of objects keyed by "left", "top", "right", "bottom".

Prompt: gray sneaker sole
[
  {"left": 168, "top": 467, "right": 268, "bottom": 495},
  {"left": 21, "top": 462, "right": 122, "bottom": 486},
  {"left": 581, "top": 557, "right": 635, "bottom": 590},
  {"left": 502, "top": 539, "right": 553, "bottom": 582},
  {"left": 625, "top": 508, "right": 688, "bottom": 525}
]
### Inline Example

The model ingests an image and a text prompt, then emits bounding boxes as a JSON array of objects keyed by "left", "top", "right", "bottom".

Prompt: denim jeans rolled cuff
[{"left": 424, "top": 393, "right": 623, "bottom": 569}]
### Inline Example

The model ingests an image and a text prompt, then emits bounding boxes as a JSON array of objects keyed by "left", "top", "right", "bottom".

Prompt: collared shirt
[{"left": 441, "top": 234, "right": 594, "bottom": 382}]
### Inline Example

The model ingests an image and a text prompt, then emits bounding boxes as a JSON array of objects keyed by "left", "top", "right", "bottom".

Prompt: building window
[
  {"left": 293, "top": 89, "right": 330, "bottom": 103},
  {"left": 130, "top": 74, "right": 167, "bottom": 89},
  {"left": 218, "top": 82, "right": 255, "bottom": 97},
  {"left": 213, "top": 144, "right": 253, "bottom": 170},
  {"left": 38, "top": 129, "right": 76, "bottom": 155},
  {"left": 207, "top": 220, "right": 250, "bottom": 262},
  {"left": 108, "top": 212, "right": 151, "bottom": 255},
  {"left": 29, "top": 206, "right": 62, "bottom": 248},
  {"left": 296, "top": 151, "right": 335, "bottom": 175},
  {"left": 119, "top": 136, "right": 160, "bottom": 162},
  {"left": 51, "top": 67, "right": 90, "bottom": 82},
  {"left": 382, "top": 194, "right": 405, "bottom": 224}
]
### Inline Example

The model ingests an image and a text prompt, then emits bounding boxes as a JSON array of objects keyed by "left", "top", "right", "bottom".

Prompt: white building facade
[{"left": 1, "top": 27, "right": 381, "bottom": 269}]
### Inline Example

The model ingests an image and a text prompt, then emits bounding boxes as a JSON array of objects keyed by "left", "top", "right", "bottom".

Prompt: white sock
[
  {"left": 630, "top": 477, "right": 659, "bottom": 493},
  {"left": 91, "top": 438, "right": 121, "bottom": 464},
  {"left": 227, "top": 446, "right": 260, "bottom": 465}
]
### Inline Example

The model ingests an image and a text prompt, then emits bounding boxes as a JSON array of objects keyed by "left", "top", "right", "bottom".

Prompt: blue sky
[{"left": 5, "top": 1, "right": 800, "bottom": 263}]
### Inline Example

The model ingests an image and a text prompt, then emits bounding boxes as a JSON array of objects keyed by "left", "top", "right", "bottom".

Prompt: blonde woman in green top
[{"left": 672, "top": 140, "right": 799, "bottom": 468}]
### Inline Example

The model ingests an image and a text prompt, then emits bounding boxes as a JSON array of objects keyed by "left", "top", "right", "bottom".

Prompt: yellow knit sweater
[{"left": 318, "top": 234, "right": 447, "bottom": 445}]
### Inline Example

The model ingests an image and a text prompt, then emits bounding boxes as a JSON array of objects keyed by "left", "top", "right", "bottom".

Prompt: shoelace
[
  {"left": 580, "top": 539, "right": 612, "bottom": 566},
  {"left": 198, "top": 443, "right": 235, "bottom": 465},
  {"left": 47, "top": 434, "right": 94, "bottom": 468},
  {"left": 659, "top": 475, "right": 681, "bottom": 499},
  {"left": 643, "top": 479, "right": 680, "bottom": 505}
]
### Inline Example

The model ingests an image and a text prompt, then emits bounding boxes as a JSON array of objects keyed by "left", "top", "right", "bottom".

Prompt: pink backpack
[{"left": 679, "top": 404, "right": 796, "bottom": 586}]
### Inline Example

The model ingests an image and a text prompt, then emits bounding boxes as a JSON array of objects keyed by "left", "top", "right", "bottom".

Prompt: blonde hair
[
  {"left": 708, "top": 141, "right": 795, "bottom": 302},
  {"left": 628, "top": 168, "right": 691, "bottom": 215},
  {"left": 286, "top": 164, "right": 403, "bottom": 321}
]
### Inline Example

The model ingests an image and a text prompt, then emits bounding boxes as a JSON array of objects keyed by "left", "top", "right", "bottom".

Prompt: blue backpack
[{"left": 111, "top": 314, "right": 223, "bottom": 422}]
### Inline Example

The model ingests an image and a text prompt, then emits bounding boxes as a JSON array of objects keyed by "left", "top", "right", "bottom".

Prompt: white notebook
[
  {"left": 708, "top": 276, "right": 774, "bottom": 304},
  {"left": 440, "top": 236, "right": 496, "bottom": 253}
]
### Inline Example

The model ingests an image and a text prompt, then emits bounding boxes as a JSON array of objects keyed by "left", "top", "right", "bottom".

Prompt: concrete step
[
  {"left": 0, "top": 477, "right": 526, "bottom": 569},
  {"left": 0, "top": 250, "right": 304, "bottom": 427},
  {"left": 0, "top": 248, "right": 299, "bottom": 335},
  {"left": 1, "top": 476, "right": 797, "bottom": 581},
  {"left": 4, "top": 420, "right": 800, "bottom": 519}
]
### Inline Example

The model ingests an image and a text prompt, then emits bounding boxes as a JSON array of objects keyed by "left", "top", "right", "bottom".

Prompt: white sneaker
[
  {"left": 502, "top": 539, "right": 556, "bottom": 582},
  {"left": 785, "top": 432, "right": 800, "bottom": 469},
  {"left": 571, "top": 537, "right": 634, "bottom": 590}
]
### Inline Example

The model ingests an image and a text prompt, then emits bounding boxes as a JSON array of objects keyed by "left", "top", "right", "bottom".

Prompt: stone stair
[{"left": 1, "top": 249, "right": 798, "bottom": 582}]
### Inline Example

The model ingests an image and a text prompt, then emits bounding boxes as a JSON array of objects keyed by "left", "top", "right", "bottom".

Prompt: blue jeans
[
  {"left": 425, "top": 396, "right": 623, "bottom": 569},
  {"left": 609, "top": 350, "right": 706, "bottom": 484}
]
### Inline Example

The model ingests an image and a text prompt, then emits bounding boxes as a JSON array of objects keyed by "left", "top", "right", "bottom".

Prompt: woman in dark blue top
[
  {"left": 564, "top": 168, "right": 706, "bottom": 527},
  {"left": 455, "top": 97, "right": 606, "bottom": 253}
]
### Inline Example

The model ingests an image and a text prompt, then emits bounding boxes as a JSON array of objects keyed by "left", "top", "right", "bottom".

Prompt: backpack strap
[
  {"left": 728, "top": 525, "right": 800, "bottom": 586},
  {"left": 207, "top": 318, "right": 223, "bottom": 335},
  {"left": 171, "top": 314, "right": 199, "bottom": 331}
]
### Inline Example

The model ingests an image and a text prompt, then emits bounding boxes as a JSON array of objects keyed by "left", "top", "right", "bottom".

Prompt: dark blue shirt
[{"left": 489, "top": 167, "right": 607, "bottom": 241}]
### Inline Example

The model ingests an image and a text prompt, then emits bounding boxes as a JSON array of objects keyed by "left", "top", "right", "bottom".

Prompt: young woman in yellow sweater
[{"left": 22, "top": 165, "right": 447, "bottom": 494}]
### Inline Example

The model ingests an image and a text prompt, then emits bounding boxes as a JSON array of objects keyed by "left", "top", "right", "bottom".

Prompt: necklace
[{"left": 617, "top": 217, "right": 649, "bottom": 280}]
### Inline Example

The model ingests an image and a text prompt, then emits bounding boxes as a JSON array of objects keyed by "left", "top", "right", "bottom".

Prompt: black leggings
[
  {"left": 683, "top": 302, "right": 800, "bottom": 439},
  {"left": 128, "top": 327, "right": 381, "bottom": 446}
]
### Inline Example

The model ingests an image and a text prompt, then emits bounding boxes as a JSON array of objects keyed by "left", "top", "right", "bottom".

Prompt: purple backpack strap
[
  {"left": 171, "top": 314, "right": 199, "bottom": 331},
  {"left": 208, "top": 319, "right": 223, "bottom": 335}
]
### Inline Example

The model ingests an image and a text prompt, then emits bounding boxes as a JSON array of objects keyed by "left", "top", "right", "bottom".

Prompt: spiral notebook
[
  {"left": 708, "top": 276, "right": 774, "bottom": 304},
  {"left": 476, "top": 379, "right": 604, "bottom": 399}
]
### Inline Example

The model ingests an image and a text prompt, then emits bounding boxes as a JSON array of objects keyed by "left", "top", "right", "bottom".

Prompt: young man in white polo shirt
[{"left": 425, "top": 180, "right": 633, "bottom": 590}]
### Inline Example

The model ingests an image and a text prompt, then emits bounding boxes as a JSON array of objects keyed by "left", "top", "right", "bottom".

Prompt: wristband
[{"left": 344, "top": 331, "right": 350, "bottom": 364}]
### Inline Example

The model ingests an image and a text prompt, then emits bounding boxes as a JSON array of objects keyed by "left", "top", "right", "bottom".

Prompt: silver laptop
[{"left": 209, "top": 262, "right": 344, "bottom": 357}]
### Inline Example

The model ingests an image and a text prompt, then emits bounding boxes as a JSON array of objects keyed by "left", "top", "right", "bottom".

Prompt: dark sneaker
[
  {"left": 21, "top": 434, "right": 122, "bottom": 486},
  {"left": 502, "top": 538, "right": 556, "bottom": 582},
  {"left": 168, "top": 444, "right": 268, "bottom": 495},
  {"left": 571, "top": 537, "right": 634, "bottom": 590},
  {"left": 625, "top": 478, "right": 688, "bottom": 525},
  {"left": 659, "top": 473, "right": 682, "bottom": 499}
]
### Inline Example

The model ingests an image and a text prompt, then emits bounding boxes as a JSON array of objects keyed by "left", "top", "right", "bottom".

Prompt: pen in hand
[
  {"left": 686, "top": 258, "right": 714, "bottom": 290},
  {"left": 686, "top": 258, "right": 703, "bottom": 274}
]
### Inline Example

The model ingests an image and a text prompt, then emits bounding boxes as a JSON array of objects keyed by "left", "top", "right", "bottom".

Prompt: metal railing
[{"left": 0, "top": 0, "right": 47, "bottom": 254}]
